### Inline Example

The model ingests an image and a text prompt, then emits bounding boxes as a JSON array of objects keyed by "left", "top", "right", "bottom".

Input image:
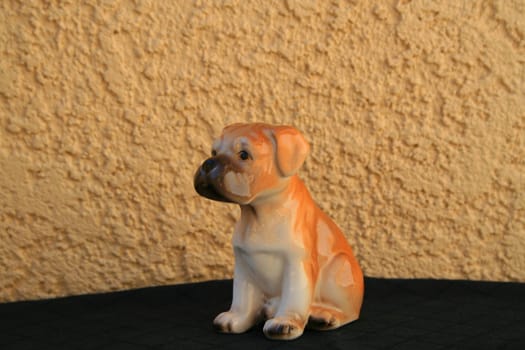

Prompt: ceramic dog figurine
[{"left": 194, "top": 123, "right": 364, "bottom": 340}]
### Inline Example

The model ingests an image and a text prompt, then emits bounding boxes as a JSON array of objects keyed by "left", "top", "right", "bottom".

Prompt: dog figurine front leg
[
  {"left": 263, "top": 259, "right": 312, "bottom": 340},
  {"left": 213, "top": 254, "right": 263, "bottom": 333}
]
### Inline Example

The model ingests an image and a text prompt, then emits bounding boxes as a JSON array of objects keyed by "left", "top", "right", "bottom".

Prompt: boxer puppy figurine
[{"left": 194, "top": 123, "right": 364, "bottom": 340}]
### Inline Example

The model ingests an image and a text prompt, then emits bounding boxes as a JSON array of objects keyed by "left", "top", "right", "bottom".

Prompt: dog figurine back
[{"left": 194, "top": 123, "right": 364, "bottom": 340}]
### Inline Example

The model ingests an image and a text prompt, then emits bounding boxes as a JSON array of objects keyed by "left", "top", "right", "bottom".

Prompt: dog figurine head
[{"left": 194, "top": 123, "right": 310, "bottom": 205}]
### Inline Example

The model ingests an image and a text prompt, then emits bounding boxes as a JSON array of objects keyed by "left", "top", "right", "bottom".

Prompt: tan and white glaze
[{"left": 194, "top": 123, "right": 364, "bottom": 340}]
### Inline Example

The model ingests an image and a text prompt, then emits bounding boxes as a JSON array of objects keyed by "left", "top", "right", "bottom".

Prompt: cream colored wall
[{"left": 0, "top": 0, "right": 524, "bottom": 302}]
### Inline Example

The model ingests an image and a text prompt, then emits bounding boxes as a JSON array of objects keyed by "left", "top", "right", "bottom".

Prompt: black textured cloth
[{"left": 1, "top": 278, "right": 524, "bottom": 349}]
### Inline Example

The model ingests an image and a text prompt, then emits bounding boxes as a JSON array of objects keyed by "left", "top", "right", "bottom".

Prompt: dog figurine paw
[{"left": 194, "top": 123, "right": 364, "bottom": 340}]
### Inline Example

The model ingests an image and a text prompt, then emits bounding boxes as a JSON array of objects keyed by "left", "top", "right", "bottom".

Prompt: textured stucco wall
[{"left": 0, "top": 0, "right": 524, "bottom": 302}]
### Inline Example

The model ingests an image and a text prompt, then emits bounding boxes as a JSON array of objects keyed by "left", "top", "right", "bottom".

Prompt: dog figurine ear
[{"left": 269, "top": 126, "right": 310, "bottom": 177}]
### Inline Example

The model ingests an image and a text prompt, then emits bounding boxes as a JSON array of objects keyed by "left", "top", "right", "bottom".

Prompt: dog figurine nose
[{"left": 202, "top": 158, "right": 217, "bottom": 174}]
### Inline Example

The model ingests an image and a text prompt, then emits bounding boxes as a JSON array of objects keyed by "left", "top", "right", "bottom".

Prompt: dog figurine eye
[
  {"left": 238, "top": 150, "right": 250, "bottom": 160},
  {"left": 211, "top": 150, "right": 217, "bottom": 157}
]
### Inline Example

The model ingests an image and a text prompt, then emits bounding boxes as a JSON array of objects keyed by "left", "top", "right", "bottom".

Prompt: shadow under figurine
[{"left": 194, "top": 123, "right": 364, "bottom": 340}]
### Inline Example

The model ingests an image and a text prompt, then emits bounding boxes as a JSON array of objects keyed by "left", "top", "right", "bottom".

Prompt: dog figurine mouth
[{"left": 194, "top": 164, "right": 234, "bottom": 203}]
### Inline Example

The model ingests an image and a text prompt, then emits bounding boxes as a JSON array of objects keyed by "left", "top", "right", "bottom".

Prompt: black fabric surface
[{"left": 1, "top": 278, "right": 524, "bottom": 349}]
